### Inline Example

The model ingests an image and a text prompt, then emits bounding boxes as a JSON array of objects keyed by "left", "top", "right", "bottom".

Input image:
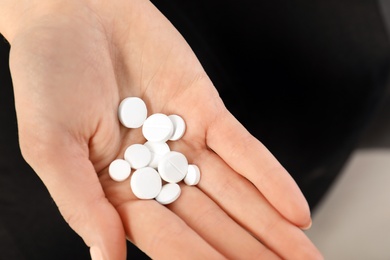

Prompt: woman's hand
[{"left": 3, "top": 0, "right": 322, "bottom": 259}]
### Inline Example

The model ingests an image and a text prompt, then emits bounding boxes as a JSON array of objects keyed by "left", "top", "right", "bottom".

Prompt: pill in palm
[
  {"left": 130, "top": 167, "right": 162, "bottom": 199},
  {"left": 155, "top": 183, "right": 181, "bottom": 205},
  {"left": 142, "top": 113, "right": 174, "bottom": 143},
  {"left": 118, "top": 97, "right": 147, "bottom": 128},
  {"left": 184, "top": 164, "right": 201, "bottom": 186},
  {"left": 124, "top": 144, "right": 152, "bottom": 169},
  {"left": 168, "top": 114, "right": 186, "bottom": 141},
  {"left": 144, "top": 141, "right": 170, "bottom": 168},
  {"left": 158, "top": 151, "right": 188, "bottom": 183},
  {"left": 108, "top": 159, "right": 131, "bottom": 182},
  {"left": 110, "top": 96, "right": 200, "bottom": 204}
]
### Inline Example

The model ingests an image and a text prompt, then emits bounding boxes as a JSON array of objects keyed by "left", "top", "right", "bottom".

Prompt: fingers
[
  {"left": 195, "top": 151, "right": 322, "bottom": 259},
  {"left": 116, "top": 200, "right": 226, "bottom": 260},
  {"left": 167, "top": 185, "right": 281, "bottom": 260},
  {"left": 18, "top": 132, "right": 127, "bottom": 260},
  {"left": 207, "top": 111, "right": 312, "bottom": 228},
  {"left": 100, "top": 160, "right": 227, "bottom": 259}
]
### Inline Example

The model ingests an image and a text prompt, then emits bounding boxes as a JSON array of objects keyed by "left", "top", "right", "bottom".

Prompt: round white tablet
[
  {"left": 168, "top": 115, "right": 186, "bottom": 141},
  {"left": 130, "top": 167, "right": 162, "bottom": 199},
  {"left": 108, "top": 159, "right": 131, "bottom": 182},
  {"left": 143, "top": 141, "right": 170, "bottom": 168},
  {"left": 184, "top": 164, "right": 201, "bottom": 186},
  {"left": 155, "top": 183, "right": 181, "bottom": 205},
  {"left": 142, "top": 113, "right": 174, "bottom": 143},
  {"left": 158, "top": 151, "right": 188, "bottom": 183},
  {"left": 118, "top": 97, "right": 147, "bottom": 128},
  {"left": 124, "top": 144, "right": 152, "bottom": 169}
]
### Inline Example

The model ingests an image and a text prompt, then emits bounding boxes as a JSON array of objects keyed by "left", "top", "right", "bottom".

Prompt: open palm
[{"left": 8, "top": 1, "right": 321, "bottom": 259}]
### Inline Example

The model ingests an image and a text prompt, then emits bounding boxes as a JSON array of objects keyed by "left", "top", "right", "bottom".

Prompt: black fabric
[
  {"left": 151, "top": 0, "right": 390, "bottom": 209},
  {"left": 1, "top": 1, "right": 390, "bottom": 259}
]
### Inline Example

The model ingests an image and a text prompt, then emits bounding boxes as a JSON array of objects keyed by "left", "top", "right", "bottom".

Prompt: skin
[{"left": 1, "top": 0, "right": 323, "bottom": 259}]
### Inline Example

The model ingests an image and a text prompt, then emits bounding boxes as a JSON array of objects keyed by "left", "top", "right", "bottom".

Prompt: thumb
[{"left": 19, "top": 130, "right": 126, "bottom": 260}]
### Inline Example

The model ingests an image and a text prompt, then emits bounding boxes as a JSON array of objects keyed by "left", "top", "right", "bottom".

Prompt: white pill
[
  {"left": 155, "top": 183, "right": 181, "bottom": 205},
  {"left": 168, "top": 115, "right": 186, "bottom": 141},
  {"left": 184, "top": 164, "right": 201, "bottom": 186},
  {"left": 124, "top": 144, "right": 152, "bottom": 169},
  {"left": 118, "top": 97, "right": 147, "bottom": 128},
  {"left": 130, "top": 167, "right": 162, "bottom": 199},
  {"left": 158, "top": 151, "right": 188, "bottom": 183},
  {"left": 142, "top": 113, "right": 174, "bottom": 143},
  {"left": 143, "top": 141, "right": 171, "bottom": 168},
  {"left": 108, "top": 159, "right": 131, "bottom": 182}
]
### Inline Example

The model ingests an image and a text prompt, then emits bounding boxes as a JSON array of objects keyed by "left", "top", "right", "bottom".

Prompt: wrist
[{"left": 0, "top": 0, "right": 92, "bottom": 42}]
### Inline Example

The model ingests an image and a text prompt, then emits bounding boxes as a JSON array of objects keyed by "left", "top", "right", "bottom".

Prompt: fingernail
[
  {"left": 301, "top": 219, "right": 312, "bottom": 230},
  {"left": 90, "top": 246, "right": 104, "bottom": 260}
]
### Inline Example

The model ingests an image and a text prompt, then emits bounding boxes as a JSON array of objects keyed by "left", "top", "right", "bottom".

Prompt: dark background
[{"left": 1, "top": 0, "right": 390, "bottom": 259}]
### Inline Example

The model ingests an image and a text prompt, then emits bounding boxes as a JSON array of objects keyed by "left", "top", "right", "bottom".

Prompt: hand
[{"left": 4, "top": 0, "right": 322, "bottom": 259}]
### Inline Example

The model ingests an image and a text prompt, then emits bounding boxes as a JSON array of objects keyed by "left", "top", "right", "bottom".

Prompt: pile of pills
[{"left": 108, "top": 97, "right": 201, "bottom": 205}]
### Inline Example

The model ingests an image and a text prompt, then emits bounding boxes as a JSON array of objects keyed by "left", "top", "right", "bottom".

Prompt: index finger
[{"left": 207, "top": 111, "right": 311, "bottom": 228}]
